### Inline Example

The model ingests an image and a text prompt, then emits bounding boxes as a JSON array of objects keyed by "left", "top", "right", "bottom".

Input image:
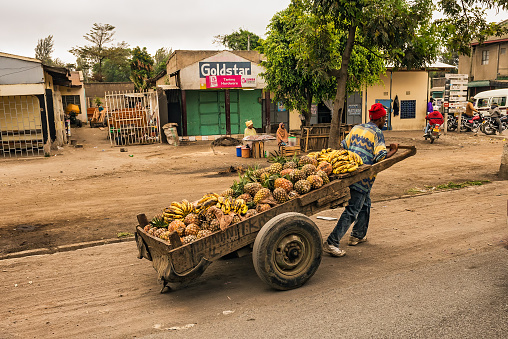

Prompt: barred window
[{"left": 400, "top": 100, "right": 416, "bottom": 119}]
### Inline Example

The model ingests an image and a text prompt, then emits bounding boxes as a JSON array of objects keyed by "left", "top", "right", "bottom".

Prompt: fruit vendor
[
  {"left": 276, "top": 122, "right": 289, "bottom": 146},
  {"left": 323, "top": 103, "right": 398, "bottom": 257},
  {"left": 244, "top": 120, "right": 257, "bottom": 136}
]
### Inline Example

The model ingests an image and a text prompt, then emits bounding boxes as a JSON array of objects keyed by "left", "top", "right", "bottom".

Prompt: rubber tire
[
  {"left": 253, "top": 212, "right": 322, "bottom": 290},
  {"left": 430, "top": 137, "right": 435, "bottom": 144},
  {"left": 483, "top": 124, "right": 497, "bottom": 135}
]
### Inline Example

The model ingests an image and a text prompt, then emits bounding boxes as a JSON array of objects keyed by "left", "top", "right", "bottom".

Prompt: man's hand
[{"left": 386, "top": 143, "right": 399, "bottom": 158}]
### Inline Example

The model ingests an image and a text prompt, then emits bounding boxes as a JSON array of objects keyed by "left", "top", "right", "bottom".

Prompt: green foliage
[
  {"left": 214, "top": 28, "right": 262, "bottom": 50},
  {"left": 94, "top": 97, "right": 102, "bottom": 106},
  {"left": 436, "top": 0, "right": 508, "bottom": 57},
  {"left": 35, "top": 35, "right": 54, "bottom": 65},
  {"left": 69, "top": 23, "right": 129, "bottom": 82},
  {"left": 129, "top": 47, "right": 154, "bottom": 91},
  {"left": 117, "top": 232, "right": 133, "bottom": 238},
  {"left": 154, "top": 47, "right": 172, "bottom": 75}
]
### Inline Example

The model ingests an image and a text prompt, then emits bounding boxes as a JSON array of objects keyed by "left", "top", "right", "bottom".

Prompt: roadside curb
[{"left": 0, "top": 237, "right": 134, "bottom": 261}]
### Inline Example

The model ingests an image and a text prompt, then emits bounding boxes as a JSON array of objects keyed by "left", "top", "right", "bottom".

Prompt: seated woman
[
  {"left": 244, "top": 120, "right": 257, "bottom": 136},
  {"left": 277, "top": 122, "right": 289, "bottom": 146}
]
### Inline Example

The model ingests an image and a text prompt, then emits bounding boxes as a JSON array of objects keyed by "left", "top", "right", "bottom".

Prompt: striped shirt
[{"left": 341, "top": 122, "right": 387, "bottom": 193}]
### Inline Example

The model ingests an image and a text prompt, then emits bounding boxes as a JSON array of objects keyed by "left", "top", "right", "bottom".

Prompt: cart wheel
[{"left": 253, "top": 212, "right": 322, "bottom": 290}]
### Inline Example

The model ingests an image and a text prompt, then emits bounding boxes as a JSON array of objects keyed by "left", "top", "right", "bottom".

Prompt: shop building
[{"left": 156, "top": 50, "right": 271, "bottom": 139}]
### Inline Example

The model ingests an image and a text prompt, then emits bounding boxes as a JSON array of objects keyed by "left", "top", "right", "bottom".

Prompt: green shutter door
[{"left": 198, "top": 91, "right": 223, "bottom": 135}]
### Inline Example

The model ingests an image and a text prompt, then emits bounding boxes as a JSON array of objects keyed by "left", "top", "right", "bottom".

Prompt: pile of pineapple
[{"left": 143, "top": 148, "right": 363, "bottom": 246}]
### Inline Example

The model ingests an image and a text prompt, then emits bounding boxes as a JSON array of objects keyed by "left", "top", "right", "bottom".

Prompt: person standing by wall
[
  {"left": 323, "top": 103, "right": 399, "bottom": 257},
  {"left": 276, "top": 122, "right": 289, "bottom": 146},
  {"left": 427, "top": 97, "right": 434, "bottom": 114}
]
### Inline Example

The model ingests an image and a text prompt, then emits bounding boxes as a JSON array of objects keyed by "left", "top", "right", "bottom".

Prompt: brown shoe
[{"left": 348, "top": 236, "right": 367, "bottom": 246}]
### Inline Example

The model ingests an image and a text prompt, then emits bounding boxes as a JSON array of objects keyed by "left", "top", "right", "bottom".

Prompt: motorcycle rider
[
  {"left": 424, "top": 110, "right": 444, "bottom": 136},
  {"left": 465, "top": 97, "right": 478, "bottom": 118},
  {"left": 489, "top": 102, "right": 503, "bottom": 134}
]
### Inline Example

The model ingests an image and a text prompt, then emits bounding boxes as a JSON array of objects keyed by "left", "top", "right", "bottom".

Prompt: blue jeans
[{"left": 327, "top": 188, "right": 371, "bottom": 248}]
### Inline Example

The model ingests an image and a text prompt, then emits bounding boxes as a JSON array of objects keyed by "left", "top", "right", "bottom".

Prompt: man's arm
[{"left": 386, "top": 143, "right": 399, "bottom": 159}]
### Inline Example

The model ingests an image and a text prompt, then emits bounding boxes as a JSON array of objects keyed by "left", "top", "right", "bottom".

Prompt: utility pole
[{"left": 247, "top": 35, "right": 250, "bottom": 51}]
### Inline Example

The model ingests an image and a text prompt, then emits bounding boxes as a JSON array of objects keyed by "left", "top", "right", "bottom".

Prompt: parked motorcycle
[
  {"left": 424, "top": 124, "right": 441, "bottom": 143},
  {"left": 460, "top": 114, "right": 482, "bottom": 133},
  {"left": 446, "top": 114, "right": 457, "bottom": 131},
  {"left": 480, "top": 114, "right": 507, "bottom": 135}
]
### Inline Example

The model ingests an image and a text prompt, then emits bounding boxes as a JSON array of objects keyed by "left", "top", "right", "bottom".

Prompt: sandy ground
[
  {"left": 0, "top": 126, "right": 506, "bottom": 255},
  {"left": 0, "top": 126, "right": 507, "bottom": 338}
]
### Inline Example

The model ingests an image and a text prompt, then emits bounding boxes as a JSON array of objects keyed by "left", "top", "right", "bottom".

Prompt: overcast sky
[{"left": 1, "top": 0, "right": 507, "bottom": 65}]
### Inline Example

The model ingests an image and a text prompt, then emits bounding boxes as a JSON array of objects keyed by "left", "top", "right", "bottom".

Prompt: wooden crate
[{"left": 281, "top": 146, "right": 300, "bottom": 156}]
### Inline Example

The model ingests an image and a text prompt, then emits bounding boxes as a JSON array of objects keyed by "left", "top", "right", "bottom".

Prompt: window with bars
[
  {"left": 400, "top": 100, "right": 416, "bottom": 119},
  {"left": 481, "top": 50, "right": 489, "bottom": 65},
  {"left": 62, "top": 95, "right": 80, "bottom": 110}
]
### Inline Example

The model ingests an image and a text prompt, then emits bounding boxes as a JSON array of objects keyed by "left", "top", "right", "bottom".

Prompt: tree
[
  {"left": 437, "top": 0, "right": 508, "bottom": 58},
  {"left": 214, "top": 28, "right": 262, "bottom": 50},
  {"left": 35, "top": 35, "right": 55, "bottom": 65},
  {"left": 153, "top": 47, "right": 172, "bottom": 75},
  {"left": 263, "top": 0, "right": 385, "bottom": 127},
  {"left": 130, "top": 47, "right": 154, "bottom": 91},
  {"left": 311, "top": 0, "right": 439, "bottom": 148},
  {"left": 69, "top": 23, "right": 128, "bottom": 82}
]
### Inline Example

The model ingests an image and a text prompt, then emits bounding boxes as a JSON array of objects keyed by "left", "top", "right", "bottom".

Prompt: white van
[{"left": 473, "top": 89, "right": 508, "bottom": 115}]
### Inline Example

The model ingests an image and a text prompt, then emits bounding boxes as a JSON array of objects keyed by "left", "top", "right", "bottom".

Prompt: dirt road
[
  {"left": 0, "top": 127, "right": 506, "bottom": 256},
  {"left": 1, "top": 181, "right": 506, "bottom": 338}
]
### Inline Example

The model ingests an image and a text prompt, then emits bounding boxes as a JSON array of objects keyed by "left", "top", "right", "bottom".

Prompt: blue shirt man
[{"left": 323, "top": 103, "right": 398, "bottom": 257}]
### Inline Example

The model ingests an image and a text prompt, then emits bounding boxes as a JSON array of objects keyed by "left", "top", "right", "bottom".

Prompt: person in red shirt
[{"left": 424, "top": 110, "right": 444, "bottom": 135}]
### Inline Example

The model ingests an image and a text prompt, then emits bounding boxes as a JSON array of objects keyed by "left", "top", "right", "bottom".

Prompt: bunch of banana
[
  {"left": 195, "top": 193, "right": 220, "bottom": 214},
  {"left": 309, "top": 148, "right": 350, "bottom": 164},
  {"left": 347, "top": 151, "right": 363, "bottom": 165},
  {"left": 162, "top": 199, "right": 194, "bottom": 221},
  {"left": 232, "top": 198, "right": 248, "bottom": 215},
  {"left": 332, "top": 162, "right": 359, "bottom": 174},
  {"left": 216, "top": 196, "right": 234, "bottom": 214}
]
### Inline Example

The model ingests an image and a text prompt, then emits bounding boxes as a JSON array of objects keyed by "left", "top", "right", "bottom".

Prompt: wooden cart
[{"left": 135, "top": 146, "right": 416, "bottom": 292}]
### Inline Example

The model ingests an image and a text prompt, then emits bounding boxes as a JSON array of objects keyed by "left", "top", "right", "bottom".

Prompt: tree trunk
[
  {"left": 305, "top": 94, "right": 313, "bottom": 126},
  {"left": 328, "top": 25, "right": 357, "bottom": 149}
]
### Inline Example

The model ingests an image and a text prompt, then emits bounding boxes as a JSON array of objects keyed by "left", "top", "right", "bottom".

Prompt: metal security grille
[
  {"left": 0, "top": 95, "right": 46, "bottom": 157},
  {"left": 105, "top": 91, "right": 160, "bottom": 146},
  {"left": 400, "top": 100, "right": 416, "bottom": 119}
]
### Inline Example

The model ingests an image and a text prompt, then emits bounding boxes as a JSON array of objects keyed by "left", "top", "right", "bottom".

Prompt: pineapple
[
  {"left": 268, "top": 162, "right": 283, "bottom": 174},
  {"left": 280, "top": 168, "right": 293, "bottom": 176},
  {"left": 197, "top": 229, "right": 213, "bottom": 239},
  {"left": 221, "top": 188, "right": 235, "bottom": 197},
  {"left": 301, "top": 164, "right": 317, "bottom": 177},
  {"left": 245, "top": 209, "right": 258, "bottom": 218},
  {"left": 168, "top": 220, "right": 185, "bottom": 233},
  {"left": 289, "top": 169, "right": 306, "bottom": 183},
  {"left": 307, "top": 175, "right": 324, "bottom": 189},
  {"left": 244, "top": 182, "right": 263, "bottom": 196},
  {"left": 154, "top": 228, "right": 165, "bottom": 238},
  {"left": 260, "top": 172, "right": 270, "bottom": 181},
  {"left": 208, "top": 219, "right": 220, "bottom": 231},
  {"left": 288, "top": 190, "right": 299, "bottom": 199},
  {"left": 298, "top": 155, "right": 316, "bottom": 167},
  {"left": 181, "top": 235, "right": 197, "bottom": 245},
  {"left": 283, "top": 161, "right": 297, "bottom": 169},
  {"left": 237, "top": 193, "right": 252, "bottom": 203},
  {"left": 294, "top": 180, "right": 312, "bottom": 194},
  {"left": 185, "top": 224, "right": 200, "bottom": 236},
  {"left": 143, "top": 224, "right": 152, "bottom": 233},
  {"left": 316, "top": 170, "right": 330, "bottom": 184},
  {"left": 150, "top": 214, "right": 168, "bottom": 229},
  {"left": 317, "top": 161, "right": 333, "bottom": 175},
  {"left": 256, "top": 203, "right": 271, "bottom": 213},
  {"left": 254, "top": 187, "right": 271, "bottom": 204},
  {"left": 184, "top": 213, "right": 200, "bottom": 226},
  {"left": 232, "top": 214, "right": 242, "bottom": 224},
  {"left": 273, "top": 188, "right": 289, "bottom": 204},
  {"left": 274, "top": 178, "right": 293, "bottom": 193}
]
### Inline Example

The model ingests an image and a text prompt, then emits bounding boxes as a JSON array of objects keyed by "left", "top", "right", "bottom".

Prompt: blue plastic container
[{"left": 236, "top": 146, "right": 242, "bottom": 157}]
